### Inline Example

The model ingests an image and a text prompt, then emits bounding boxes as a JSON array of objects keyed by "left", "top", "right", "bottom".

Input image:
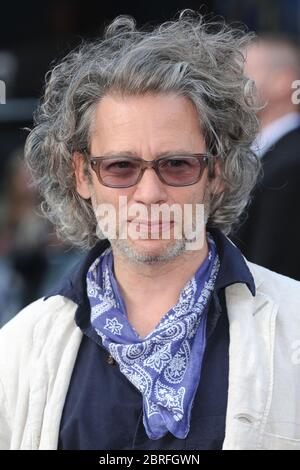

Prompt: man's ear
[
  {"left": 73, "top": 152, "right": 92, "bottom": 199},
  {"left": 210, "top": 159, "right": 224, "bottom": 196}
]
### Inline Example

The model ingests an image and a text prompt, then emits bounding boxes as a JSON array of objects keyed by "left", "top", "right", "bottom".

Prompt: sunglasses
[{"left": 88, "top": 153, "right": 213, "bottom": 188}]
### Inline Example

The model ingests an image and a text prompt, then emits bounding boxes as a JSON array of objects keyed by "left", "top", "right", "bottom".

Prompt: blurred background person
[
  {"left": 0, "top": 148, "right": 82, "bottom": 327},
  {"left": 231, "top": 36, "right": 300, "bottom": 280}
]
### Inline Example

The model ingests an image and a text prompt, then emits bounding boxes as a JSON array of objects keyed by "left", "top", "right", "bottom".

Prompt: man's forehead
[
  {"left": 89, "top": 93, "right": 205, "bottom": 155},
  {"left": 92, "top": 93, "right": 198, "bottom": 121}
]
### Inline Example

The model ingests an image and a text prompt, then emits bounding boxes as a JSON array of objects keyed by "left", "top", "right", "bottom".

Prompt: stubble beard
[
  {"left": 110, "top": 236, "right": 187, "bottom": 265},
  {"left": 110, "top": 201, "right": 210, "bottom": 266}
]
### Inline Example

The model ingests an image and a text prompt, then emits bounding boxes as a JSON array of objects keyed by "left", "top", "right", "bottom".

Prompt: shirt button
[{"left": 107, "top": 354, "right": 116, "bottom": 365}]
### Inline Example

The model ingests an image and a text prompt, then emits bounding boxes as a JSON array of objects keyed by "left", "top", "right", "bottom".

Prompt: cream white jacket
[{"left": 0, "top": 261, "right": 300, "bottom": 450}]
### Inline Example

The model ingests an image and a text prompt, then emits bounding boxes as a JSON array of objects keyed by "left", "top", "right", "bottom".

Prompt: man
[
  {"left": 232, "top": 37, "right": 300, "bottom": 280},
  {"left": 0, "top": 13, "right": 299, "bottom": 450}
]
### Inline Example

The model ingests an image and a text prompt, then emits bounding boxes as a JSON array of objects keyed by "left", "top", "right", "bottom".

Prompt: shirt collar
[
  {"left": 252, "top": 112, "right": 300, "bottom": 158},
  {"left": 209, "top": 228, "right": 255, "bottom": 296},
  {"left": 44, "top": 228, "right": 255, "bottom": 308}
]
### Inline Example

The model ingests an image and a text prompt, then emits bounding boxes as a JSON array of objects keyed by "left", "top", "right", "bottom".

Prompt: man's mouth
[{"left": 128, "top": 220, "right": 174, "bottom": 234}]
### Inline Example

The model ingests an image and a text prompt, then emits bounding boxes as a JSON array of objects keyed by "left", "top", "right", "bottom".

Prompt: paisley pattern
[{"left": 87, "top": 236, "right": 219, "bottom": 439}]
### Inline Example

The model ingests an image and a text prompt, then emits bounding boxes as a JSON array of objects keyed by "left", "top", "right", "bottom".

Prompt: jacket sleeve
[
  {"left": 0, "top": 298, "right": 45, "bottom": 450},
  {"left": 0, "top": 296, "right": 81, "bottom": 450},
  {"left": 0, "top": 373, "right": 11, "bottom": 449}
]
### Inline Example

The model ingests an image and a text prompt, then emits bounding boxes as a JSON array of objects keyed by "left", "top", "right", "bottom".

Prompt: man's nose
[{"left": 132, "top": 167, "right": 168, "bottom": 205}]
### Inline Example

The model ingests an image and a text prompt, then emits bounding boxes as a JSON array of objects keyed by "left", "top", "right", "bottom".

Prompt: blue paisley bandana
[{"left": 87, "top": 236, "right": 220, "bottom": 440}]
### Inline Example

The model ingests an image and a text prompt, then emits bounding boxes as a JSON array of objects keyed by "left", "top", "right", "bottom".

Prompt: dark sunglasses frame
[{"left": 87, "top": 153, "right": 214, "bottom": 188}]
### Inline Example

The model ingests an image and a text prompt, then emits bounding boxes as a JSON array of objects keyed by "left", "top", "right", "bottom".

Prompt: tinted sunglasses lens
[
  {"left": 158, "top": 157, "right": 202, "bottom": 185},
  {"left": 99, "top": 159, "right": 141, "bottom": 187}
]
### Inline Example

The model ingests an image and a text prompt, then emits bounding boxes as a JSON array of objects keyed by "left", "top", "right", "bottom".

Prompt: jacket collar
[
  {"left": 210, "top": 228, "right": 255, "bottom": 296},
  {"left": 223, "top": 274, "right": 278, "bottom": 449}
]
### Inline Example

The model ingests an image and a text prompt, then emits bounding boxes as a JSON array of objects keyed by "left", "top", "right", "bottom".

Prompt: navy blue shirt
[{"left": 45, "top": 229, "right": 255, "bottom": 450}]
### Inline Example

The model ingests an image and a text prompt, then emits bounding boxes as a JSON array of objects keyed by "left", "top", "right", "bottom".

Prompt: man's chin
[{"left": 111, "top": 237, "right": 187, "bottom": 264}]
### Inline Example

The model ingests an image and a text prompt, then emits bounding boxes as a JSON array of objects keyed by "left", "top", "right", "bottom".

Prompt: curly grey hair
[{"left": 25, "top": 11, "right": 260, "bottom": 249}]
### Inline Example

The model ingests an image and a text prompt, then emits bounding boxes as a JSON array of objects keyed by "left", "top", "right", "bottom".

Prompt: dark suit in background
[{"left": 231, "top": 126, "right": 300, "bottom": 281}]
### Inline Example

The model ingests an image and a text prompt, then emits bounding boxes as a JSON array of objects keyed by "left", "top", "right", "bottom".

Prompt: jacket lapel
[{"left": 223, "top": 277, "right": 278, "bottom": 449}]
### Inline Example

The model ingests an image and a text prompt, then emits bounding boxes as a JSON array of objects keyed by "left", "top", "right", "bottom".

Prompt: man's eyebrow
[
  {"left": 95, "top": 149, "right": 199, "bottom": 157},
  {"left": 157, "top": 150, "right": 199, "bottom": 157},
  {"left": 99, "top": 150, "right": 139, "bottom": 157}
]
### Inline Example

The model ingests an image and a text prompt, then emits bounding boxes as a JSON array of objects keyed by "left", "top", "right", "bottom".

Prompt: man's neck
[{"left": 111, "top": 238, "right": 209, "bottom": 337}]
